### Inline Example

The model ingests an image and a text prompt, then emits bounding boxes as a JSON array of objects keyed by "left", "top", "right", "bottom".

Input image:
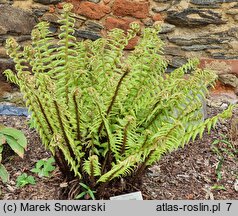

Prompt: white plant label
[{"left": 110, "top": 191, "right": 143, "bottom": 200}]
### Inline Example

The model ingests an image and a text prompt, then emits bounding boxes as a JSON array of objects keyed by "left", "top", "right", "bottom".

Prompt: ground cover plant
[
  {"left": 16, "top": 173, "right": 36, "bottom": 188},
  {"left": 3, "top": 3, "right": 236, "bottom": 199},
  {"left": 211, "top": 134, "right": 238, "bottom": 190},
  {"left": 31, "top": 157, "right": 56, "bottom": 178}
]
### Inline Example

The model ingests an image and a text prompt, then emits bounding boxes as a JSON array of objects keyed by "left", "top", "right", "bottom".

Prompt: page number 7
[{"left": 226, "top": 203, "right": 232, "bottom": 212}]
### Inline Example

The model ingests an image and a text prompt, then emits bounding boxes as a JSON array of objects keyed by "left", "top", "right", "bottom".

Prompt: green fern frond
[
  {"left": 182, "top": 104, "right": 235, "bottom": 146},
  {"left": 83, "top": 155, "right": 101, "bottom": 177},
  {"left": 97, "top": 153, "right": 140, "bottom": 183}
]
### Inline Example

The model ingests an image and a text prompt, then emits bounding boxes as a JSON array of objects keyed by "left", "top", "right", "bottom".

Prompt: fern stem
[
  {"left": 101, "top": 152, "right": 109, "bottom": 175},
  {"left": 54, "top": 100, "right": 76, "bottom": 161},
  {"left": 98, "top": 67, "right": 130, "bottom": 134},
  {"left": 145, "top": 110, "right": 163, "bottom": 129},
  {"left": 135, "top": 125, "right": 178, "bottom": 180},
  {"left": 133, "top": 150, "right": 155, "bottom": 180},
  {"left": 64, "top": 13, "right": 70, "bottom": 105},
  {"left": 27, "top": 90, "right": 73, "bottom": 179},
  {"left": 141, "top": 135, "right": 149, "bottom": 149},
  {"left": 120, "top": 122, "right": 129, "bottom": 155},
  {"left": 35, "top": 95, "right": 54, "bottom": 134},
  {"left": 55, "top": 148, "right": 74, "bottom": 180},
  {"left": 21, "top": 83, "right": 52, "bottom": 143},
  {"left": 106, "top": 68, "right": 129, "bottom": 115},
  {"left": 101, "top": 126, "right": 112, "bottom": 174},
  {"left": 73, "top": 92, "right": 81, "bottom": 142},
  {"left": 89, "top": 160, "right": 96, "bottom": 187}
]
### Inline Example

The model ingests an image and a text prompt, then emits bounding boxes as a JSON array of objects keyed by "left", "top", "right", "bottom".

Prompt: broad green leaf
[
  {"left": 0, "top": 128, "right": 27, "bottom": 149},
  {"left": 5, "top": 136, "right": 25, "bottom": 158},
  {"left": 0, "top": 164, "right": 9, "bottom": 183}
]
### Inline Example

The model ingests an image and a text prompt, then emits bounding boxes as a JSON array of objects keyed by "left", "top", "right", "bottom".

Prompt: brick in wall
[
  {"left": 74, "top": 1, "right": 111, "bottom": 20},
  {"left": 112, "top": 0, "right": 149, "bottom": 19},
  {"left": 105, "top": 17, "right": 137, "bottom": 31}
]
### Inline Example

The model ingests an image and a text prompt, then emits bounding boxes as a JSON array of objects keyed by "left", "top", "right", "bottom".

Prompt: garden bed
[{"left": 0, "top": 94, "right": 237, "bottom": 200}]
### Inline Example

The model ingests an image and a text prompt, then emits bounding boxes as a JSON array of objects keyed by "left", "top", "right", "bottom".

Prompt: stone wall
[{"left": 0, "top": 0, "right": 238, "bottom": 97}]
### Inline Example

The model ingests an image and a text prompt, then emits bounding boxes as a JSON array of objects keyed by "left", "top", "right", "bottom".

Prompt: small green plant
[
  {"left": 215, "top": 157, "right": 223, "bottom": 181},
  {"left": 31, "top": 157, "right": 55, "bottom": 177},
  {"left": 212, "top": 134, "right": 237, "bottom": 158},
  {"left": 0, "top": 124, "right": 27, "bottom": 183},
  {"left": 16, "top": 173, "right": 36, "bottom": 188},
  {"left": 212, "top": 134, "right": 237, "bottom": 182},
  {"left": 75, "top": 183, "right": 96, "bottom": 200},
  {"left": 4, "top": 3, "right": 236, "bottom": 198},
  {"left": 211, "top": 184, "right": 226, "bottom": 191}
]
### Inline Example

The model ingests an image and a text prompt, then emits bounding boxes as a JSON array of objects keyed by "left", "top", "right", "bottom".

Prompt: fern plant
[{"left": 4, "top": 3, "right": 235, "bottom": 197}]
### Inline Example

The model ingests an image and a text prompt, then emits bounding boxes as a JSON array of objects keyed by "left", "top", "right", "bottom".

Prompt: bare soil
[{"left": 0, "top": 102, "right": 237, "bottom": 200}]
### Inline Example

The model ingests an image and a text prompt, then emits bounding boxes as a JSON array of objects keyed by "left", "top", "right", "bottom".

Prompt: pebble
[
  {"left": 6, "top": 185, "right": 15, "bottom": 192},
  {"left": 234, "top": 179, "right": 238, "bottom": 192},
  {"left": 220, "top": 103, "right": 229, "bottom": 110}
]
